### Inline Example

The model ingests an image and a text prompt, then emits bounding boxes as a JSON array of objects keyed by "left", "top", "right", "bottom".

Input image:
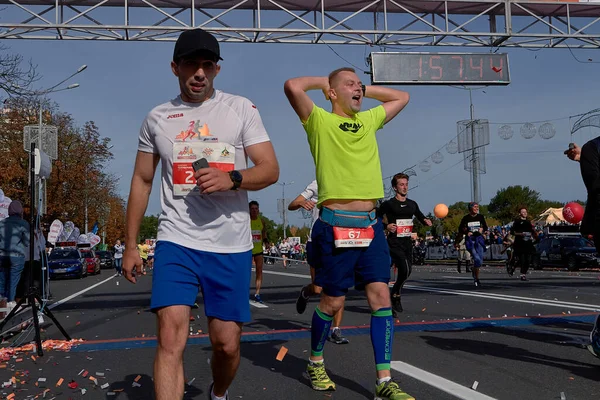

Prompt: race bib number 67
[{"left": 333, "top": 227, "right": 374, "bottom": 248}]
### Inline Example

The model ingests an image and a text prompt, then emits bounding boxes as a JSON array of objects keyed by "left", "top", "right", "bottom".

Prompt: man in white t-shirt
[
  {"left": 288, "top": 180, "right": 348, "bottom": 344},
  {"left": 122, "top": 29, "right": 279, "bottom": 400}
]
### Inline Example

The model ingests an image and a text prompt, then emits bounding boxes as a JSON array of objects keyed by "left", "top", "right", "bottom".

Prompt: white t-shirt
[
  {"left": 138, "top": 91, "right": 270, "bottom": 253},
  {"left": 300, "top": 180, "right": 319, "bottom": 242},
  {"left": 113, "top": 244, "right": 124, "bottom": 259}
]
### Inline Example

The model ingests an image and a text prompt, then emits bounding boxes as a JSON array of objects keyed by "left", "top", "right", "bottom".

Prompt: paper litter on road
[
  {"left": 56, "top": 378, "right": 63, "bottom": 387},
  {"left": 471, "top": 381, "right": 479, "bottom": 390},
  {"left": 276, "top": 346, "right": 288, "bottom": 361}
]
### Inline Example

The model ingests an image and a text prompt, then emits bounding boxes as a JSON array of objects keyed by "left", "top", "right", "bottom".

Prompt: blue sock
[
  {"left": 371, "top": 307, "right": 394, "bottom": 371},
  {"left": 311, "top": 307, "right": 333, "bottom": 357}
]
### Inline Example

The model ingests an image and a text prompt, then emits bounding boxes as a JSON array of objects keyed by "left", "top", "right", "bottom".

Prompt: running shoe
[
  {"left": 253, "top": 294, "right": 263, "bottom": 304},
  {"left": 520, "top": 274, "right": 527, "bottom": 281},
  {"left": 296, "top": 287, "right": 309, "bottom": 314},
  {"left": 307, "top": 361, "right": 336, "bottom": 391},
  {"left": 207, "top": 382, "right": 229, "bottom": 400},
  {"left": 374, "top": 378, "right": 415, "bottom": 400},
  {"left": 588, "top": 313, "right": 600, "bottom": 359},
  {"left": 329, "top": 328, "right": 349, "bottom": 344}
]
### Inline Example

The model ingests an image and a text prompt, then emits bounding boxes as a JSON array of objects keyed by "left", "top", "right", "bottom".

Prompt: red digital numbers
[
  {"left": 412, "top": 53, "right": 506, "bottom": 83},
  {"left": 428, "top": 55, "right": 442, "bottom": 79},
  {"left": 451, "top": 55, "right": 463, "bottom": 80},
  {"left": 469, "top": 57, "right": 483, "bottom": 78},
  {"left": 490, "top": 57, "right": 503, "bottom": 78}
]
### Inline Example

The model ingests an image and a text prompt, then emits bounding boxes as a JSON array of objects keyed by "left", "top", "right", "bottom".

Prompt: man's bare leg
[
  {"left": 154, "top": 305, "right": 190, "bottom": 400},
  {"left": 208, "top": 318, "right": 243, "bottom": 397}
]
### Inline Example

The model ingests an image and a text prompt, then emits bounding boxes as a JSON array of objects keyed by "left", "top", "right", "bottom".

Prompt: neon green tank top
[
  {"left": 302, "top": 104, "right": 386, "bottom": 205},
  {"left": 250, "top": 218, "right": 264, "bottom": 255}
]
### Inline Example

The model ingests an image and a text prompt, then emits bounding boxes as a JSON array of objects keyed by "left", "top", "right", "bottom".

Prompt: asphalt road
[{"left": 1, "top": 262, "right": 599, "bottom": 400}]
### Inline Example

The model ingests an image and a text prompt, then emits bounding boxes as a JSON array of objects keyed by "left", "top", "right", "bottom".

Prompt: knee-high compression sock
[
  {"left": 371, "top": 307, "right": 394, "bottom": 371},
  {"left": 311, "top": 307, "right": 333, "bottom": 357}
]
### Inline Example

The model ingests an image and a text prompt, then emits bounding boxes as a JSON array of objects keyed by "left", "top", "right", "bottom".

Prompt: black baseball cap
[{"left": 173, "top": 29, "right": 223, "bottom": 62}]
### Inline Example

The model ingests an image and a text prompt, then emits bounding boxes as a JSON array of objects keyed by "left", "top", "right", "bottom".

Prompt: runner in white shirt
[
  {"left": 289, "top": 180, "right": 349, "bottom": 344},
  {"left": 121, "top": 29, "right": 279, "bottom": 400}
]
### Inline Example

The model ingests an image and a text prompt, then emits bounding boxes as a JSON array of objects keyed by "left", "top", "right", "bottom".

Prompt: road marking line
[
  {"left": 441, "top": 276, "right": 475, "bottom": 280},
  {"left": 49, "top": 275, "right": 116, "bottom": 310},
  {"left": 1, "top": 275, "right": 116, "bottom": 336},
  {"left": 391, "top": 361, "right": 498, "bottom": 400},
  {"left": 262, "top": 269, "right": 600, "bottom": 311},
  {"left": 405, "top": 285, "right": 600, "bottom": 311}
]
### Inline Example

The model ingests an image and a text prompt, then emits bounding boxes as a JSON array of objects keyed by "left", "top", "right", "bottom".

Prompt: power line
[{"left": 410, "top": 158, "right": 465, "bottom": 191}]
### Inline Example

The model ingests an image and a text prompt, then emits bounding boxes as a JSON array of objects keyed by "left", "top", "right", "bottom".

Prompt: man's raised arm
[
  {"left": 363, "top": 85, "right": 410, "bottom": 124},
  {"left": 283, "top": 77, "right": 329, "bottom": 122}
]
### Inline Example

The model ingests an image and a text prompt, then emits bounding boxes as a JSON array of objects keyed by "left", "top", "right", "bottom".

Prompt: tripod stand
[{"left": 0, "top": 143, "right": 70, "bottom": 356}]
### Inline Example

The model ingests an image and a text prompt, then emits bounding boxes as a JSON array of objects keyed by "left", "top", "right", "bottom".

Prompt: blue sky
[{"left": 6, "top": 32, "right": 600, "bottom": 227}]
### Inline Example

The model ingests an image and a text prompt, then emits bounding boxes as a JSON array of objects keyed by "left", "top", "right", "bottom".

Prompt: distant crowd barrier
[{"left": 425, "top": 244, "right": 508, "bottom": 261}]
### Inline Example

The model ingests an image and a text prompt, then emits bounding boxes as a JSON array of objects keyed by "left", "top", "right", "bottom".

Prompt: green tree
[
  {"left": 488, "top": 185, "right": 541, "bottom": 224},
  {"left": 139, "top": 214, "right": 159, "bottom": 242}
]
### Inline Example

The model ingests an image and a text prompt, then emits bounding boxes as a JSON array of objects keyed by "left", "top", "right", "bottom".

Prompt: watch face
[{"left": 232, "top": 170, "right": 243, "bottom": 182}]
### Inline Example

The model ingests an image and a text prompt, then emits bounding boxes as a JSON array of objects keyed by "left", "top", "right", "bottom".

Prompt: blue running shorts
[
  {"left": 151, "top": 240, "right": 252, "bottom": 322},
  {"left": 311, "top": 218, "right": 391, "bottom": 297}
]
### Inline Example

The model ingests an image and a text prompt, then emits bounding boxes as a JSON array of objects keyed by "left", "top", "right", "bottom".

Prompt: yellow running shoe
[
  {"left": 375, "top": 378, "right": 415, "bottom": 400},
  {"left": 307, "top": 361, "right": 336, "bottom": 391}
]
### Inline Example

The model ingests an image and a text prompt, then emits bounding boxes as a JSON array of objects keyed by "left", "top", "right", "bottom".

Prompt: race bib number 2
[
  {"left": 172, "top": 142, "right": 235, "bottom": 196},
  {"left": 333, "top": 227, "right": 374, "bottom": 248},
  {"left": 396, "top": 219, "right": 413, "bottom": 238}
]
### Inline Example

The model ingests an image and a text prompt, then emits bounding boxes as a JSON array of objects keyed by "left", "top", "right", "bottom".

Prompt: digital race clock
[{"left": 369, "top": 52, "right": 510, "bottom": 85}]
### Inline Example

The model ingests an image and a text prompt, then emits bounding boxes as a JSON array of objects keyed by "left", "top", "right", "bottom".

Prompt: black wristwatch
[
  {"left": 229, "top": 170, "right": 243, "bottom": 190},
  {"left": 361, "top": 84, "right": 366, "bottom": 96}
]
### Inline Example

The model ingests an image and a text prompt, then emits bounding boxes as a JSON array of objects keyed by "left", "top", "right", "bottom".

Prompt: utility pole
[
  {"left": 278, "top": 181, "right": 293, "bottom": 239},
  {"left": 468, "top": 88, "right": 479, "bottom": 203}
]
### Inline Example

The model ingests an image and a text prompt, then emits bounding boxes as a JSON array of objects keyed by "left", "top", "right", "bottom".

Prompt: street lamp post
[{"left": 31, "top": 65, "right": 87, "bottom": 216}]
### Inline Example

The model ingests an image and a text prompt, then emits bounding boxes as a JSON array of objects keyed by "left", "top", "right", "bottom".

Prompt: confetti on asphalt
[
  {"left": 68, "top": 380, "right": 78, "bottom": 389},
  {"left": 101, "top": 383, "right": 110, "bottom": 389},
  {"left": 276, "top": 346, "right": 288, "bottom": 361},
  {"left": 187, "top": 378, "right": 196, "bottom": 385},
  {"left": 56, "top": 378, "right": 64, "bottom": 387},
  {"left": 81, "top": 388, "right": 87, "bottom": 394},
  {"left": 78, "top": 369, "right": 85, "bottom": 376},
  {"left": 38, "top": 377, "right": 47, "bottom": 382},
  {"left": 107, "top": 392, "right": 116, "bottom": 396},
  {"left": 421, "top": 308, "right": 426, "bottom": 312},
  {"left": 82, "top": 370, "right": 89, "bottom": 378},
  {"left": 134, "top": 375, "right": 142, "bottom": 382},
  {"left": 561, "top": 392, "right": 566, "bottom": 400},
  {"left": 132, "top": 382, "right": 142, "bottom": 388},
  {"left": 471, "top": 381, "right": 479, "bottom": 390}
]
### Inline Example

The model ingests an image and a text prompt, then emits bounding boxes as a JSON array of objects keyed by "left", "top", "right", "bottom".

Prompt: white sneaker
[{"left": 7, "top": 301, "right": 17, "bottom": 312}]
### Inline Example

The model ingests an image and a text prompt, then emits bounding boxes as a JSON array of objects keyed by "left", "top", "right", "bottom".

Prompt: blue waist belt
[{"left": 319, "top": 207, "right": 377, "bottom": 228}]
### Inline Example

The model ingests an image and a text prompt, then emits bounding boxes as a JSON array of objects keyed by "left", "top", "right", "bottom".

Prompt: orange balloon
[{"left": 434, "top": 203, "right": 449, "bottom": 218}]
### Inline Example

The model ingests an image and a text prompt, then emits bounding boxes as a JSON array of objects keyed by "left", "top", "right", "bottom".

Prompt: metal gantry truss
[{"left": 1, "top": 0, "right": 600, "bottom": 48}]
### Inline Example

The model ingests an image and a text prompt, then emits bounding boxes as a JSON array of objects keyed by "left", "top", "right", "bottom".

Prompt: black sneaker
[
  {"left": 457, "top": 263, "right": 462, "bottom": 273},
  {"left": 328, "top": 328, "right": 349, "bottom": 344},
  {"left": 296, "top": 287, "right": 309, "bottom": 314},
  {"left": 520, "top": 274, "right": 527, "bottom": 281},
  {"left": 391, "top": 294, "right": 403, "bottom": 315},
  {"left": 474, "top": 279, "right": 481, "bottom": 288}
]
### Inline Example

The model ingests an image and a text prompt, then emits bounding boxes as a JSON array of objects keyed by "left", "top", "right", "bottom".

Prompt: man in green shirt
[{"left": 284, "top": 68, "right": 411, "bottom": 400}]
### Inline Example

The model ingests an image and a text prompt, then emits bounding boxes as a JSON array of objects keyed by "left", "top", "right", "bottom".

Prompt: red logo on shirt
[
  {"left": 251, "top": 105, "right": 257, "bottom": 109},
  {"left": 167, "top": 113, "right": 184, "bottom": 119}
]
